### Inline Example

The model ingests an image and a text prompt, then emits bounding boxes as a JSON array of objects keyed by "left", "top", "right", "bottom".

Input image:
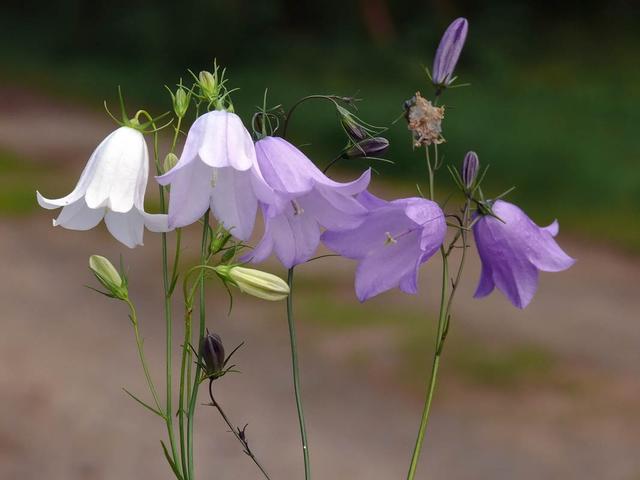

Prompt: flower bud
[
  {"left": 89, "top": 255, "right": 128, "bottom": 299},
  {"left": 163, "top": 152, "right": 179, "bottom": 173},
  {"left": 200, "top": 332, "right": 225, "bottom": 377},
  {"left": 198, "top": 71, "right": 218, "bottom": 99},
  {"left": 462, "top": 151, "right": 479, "bottom": 189},
  {"left": 173, "top": 87, "right": 189, "bottom": 118},
  {"left": 344, "top": 137, "right": 390, "bottom": 159},
  {"left": 432, "top": 17, "right": 468, "bottom": 87},
  {"left": 216, "top": 265, "right": 289, "bottom": 301}
]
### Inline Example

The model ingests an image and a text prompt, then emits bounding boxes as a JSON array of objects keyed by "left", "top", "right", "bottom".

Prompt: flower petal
[
  {"left": 473, "top": 263, "right": 495, "bottom": 299},
  {"left": 143, "top": 212, "right": 171, "bottom": 233},
  {"left": 197, "top": 111, "right": 255, "bottom": 171},
  {"left": 105, "top": 210, "right": 145, "bottom": 248},
  {"left": 53, "top": 199, "right": 105, "bottom": 230},
  {"left": 209, "top": 167, "right": 258, "bottom": 241},
  {"left": 165, "top": 158, "right": 214, "bottom": 229},
  {"left": 270, "top": 206, "right": 320, "bottom": 268}
]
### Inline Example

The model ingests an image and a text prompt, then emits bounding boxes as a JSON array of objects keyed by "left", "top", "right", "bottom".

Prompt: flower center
[
  {"left": 291, "top": 200, "right": 304, "bottom": 216},
  {"left": 210, "top": 170, "right": 218, "bottom": 188},
  {"left": 384, "top": 232, "right": 397, "bottom": 245}
]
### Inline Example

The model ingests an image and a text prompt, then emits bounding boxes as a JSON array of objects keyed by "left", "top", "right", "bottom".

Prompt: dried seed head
[{"left": 404, "top": 92, "right": 445, "bottom": 147}]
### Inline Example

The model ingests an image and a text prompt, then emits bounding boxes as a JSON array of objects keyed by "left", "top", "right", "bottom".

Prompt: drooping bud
[
  {"left": 215, "top": 265, "right": 290, "bottom": 301},
  {"left": 461, "top": 151, "right": 479, "bottom": 189},
  {"left": 432, "top": 18, "right": 468, "bottom": 87},
  {"left": 163, "top": 153, "right": 179, "bottom": 174},
  {"left": 338, "top": 106, "right": 368, "bottom": 141},
  {"left": 404, "top": 92, "right": 445, "bottom": 147},
  {"left": 344, "top": 137, "right": 390, "bottom": 159},
  {"left": 89, "top": 255, "right": 128, "bottom": 300},
  {"left": 173, "top": 87, "right": 190, "bottom": 118},
  {"left": 200, "top": 332, "right": 225, "bottom": 378}
]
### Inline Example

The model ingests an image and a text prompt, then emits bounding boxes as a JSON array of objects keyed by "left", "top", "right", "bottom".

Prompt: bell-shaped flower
[
  {"left": 432, "top": 17, "right": 468, "bottom": 87},
  {"left": 156, "top": 110, "right": 277, "bottom": 240},
  {"left": 36, "top": 126, "right": 169, "bottom": 248},
  {"left": 473, "top": 200, "right": 575, "bottom": 309},
  {"left": 321, "top": 191, "right": 446, "bottom": 302},
  {"left": 246, "top": 136, "right": 371, "bottom": 268}
]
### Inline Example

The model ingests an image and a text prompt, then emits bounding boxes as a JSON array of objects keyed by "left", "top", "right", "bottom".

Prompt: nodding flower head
[
  {"left": 344, "top": 137, "right": 390, "bottom": 159},
  {"left": 432, "top": 17, "right": 469, "bottom": 87},
  {"left": 37, "top": 126, "right": 170, "bottom": 248}
]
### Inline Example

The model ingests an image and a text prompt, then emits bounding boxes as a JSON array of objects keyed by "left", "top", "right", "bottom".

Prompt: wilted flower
[
  {"left": 322, "top": 191, "right": 446, "bottom": 302},
  {"left": 215, "top": 265, "right": 290, "bottom": 301},
  {"left": 200, "top": 332, "right": 225, "bottom": 377},
  {"left": 404, "top": 92, "right": 445, "bottom": 147},
  {"left": 473, "top": 200, "right": 575, "bottom": 309},
  {"left": 432, "top": 17, "right": 469, "bottom": 87},
  {"left": 461, "top": 151, "right": 479, "bottom": 189},
  {"left": 156, "top": 110, "right": 277, "bottom": 239},
  {"left": 246, "top": 136, "right": 371, "bottom": 268},
  {"left": 344, "top": 137, "right": 390, "bottom": 159},
  {"left": 37, "top": 126, "right": 169, "bottom": 248}
]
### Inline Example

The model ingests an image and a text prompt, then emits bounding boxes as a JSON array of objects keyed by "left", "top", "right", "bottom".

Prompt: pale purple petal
[
  {"left": 269, "top": 206, "right": 321, "bottom": 268},
  {"left": 163, "top": 158, "right": 213, "bottom": 229},
  {"left": 209, "top": 167, "right": 258, "bottom": 241},
  {"left": 473, "top": 263, "right": 495, "bottom": 299},
  {"left": 432, "top": 17, "right": 468, "bottom": 86},
  {"left": 542, "top": 219, "right": 559, "bottom": 237}
]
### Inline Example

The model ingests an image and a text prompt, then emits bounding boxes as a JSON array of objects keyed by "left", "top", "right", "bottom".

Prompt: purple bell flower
[
  {"left": 246, "top": 136, "right": 371, "bottom": 269},
  {"left": 473, "top": 200, "right": 575, "bottom": 309},
  {"left": 432, "top": 17, "right": 468, "bottom": 87},
  {"left": 156, "top": 110, "right": 277, "bottom": 240},
  {"left": 322, "top": 191, "right": 446, "bottom": 302}
]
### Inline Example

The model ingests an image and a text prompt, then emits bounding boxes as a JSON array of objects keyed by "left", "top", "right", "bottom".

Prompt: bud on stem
[{"left": 215, "top": 265, "right": 290, "bottom": 301}]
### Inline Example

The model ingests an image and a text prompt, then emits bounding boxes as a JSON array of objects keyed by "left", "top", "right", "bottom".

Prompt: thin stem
[
  {"left": 425, "top": 147, "right": 435, "bottom": 201},
  {"left": 208, "top": 380, "right": 273, "bottom": 480},
  {"left": 286, "top": 267, "right": 311, "bottom": 480},
  {"left": 124, "top": 298, "right": 163, "bottom": 414},
  {"left": 187, "top": 212, "right": 210, "bottom": 479},
  {"left": 406, "top": 250, "right": 448, "bottom": 480},
  {"left": 178, "top": 300, "right": 192, "bottom": 479},
  {"left": 282, "top": 95, "right": 340, "bottom": 138}
]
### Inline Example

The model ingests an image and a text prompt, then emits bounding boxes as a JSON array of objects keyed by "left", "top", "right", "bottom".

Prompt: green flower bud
[
  {"left": 89, "top": 255, "right": 128, "bottom": 299},
  {"left": 198, "top": 71, "right": 218, "bottom": 100},
  {"left": 216, "top": 265, "right": 289, "bottom": 301},
  {"left": 163, "top": 152, "right": 179, "bottom": 173},
  {"left": 173, "top": 87, "right": 189, "bottom": 118}
]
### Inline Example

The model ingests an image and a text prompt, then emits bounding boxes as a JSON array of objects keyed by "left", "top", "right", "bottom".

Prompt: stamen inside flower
[
  {"left": 210, "top": 169, "right": 218, "bottom": 188},
  {"left": 384, "top": 232, "right": 397, "bottom": 245},
  {"left": 291, "top": 200, "right": 304, "bottom": 216}
]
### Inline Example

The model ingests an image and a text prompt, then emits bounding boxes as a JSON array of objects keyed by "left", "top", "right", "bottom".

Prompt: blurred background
[{"left": 1, "top": 1, "right": 639, "bottom": 479}]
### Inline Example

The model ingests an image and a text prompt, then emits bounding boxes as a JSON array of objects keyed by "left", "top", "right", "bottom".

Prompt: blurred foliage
[{"left": 1, "top": 0, "right": 639, "bottom": 248}]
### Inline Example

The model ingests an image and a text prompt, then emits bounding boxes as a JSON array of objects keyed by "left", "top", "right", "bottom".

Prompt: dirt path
[{"left": 1, "top": 87, "right": 639, "bottom": 479}]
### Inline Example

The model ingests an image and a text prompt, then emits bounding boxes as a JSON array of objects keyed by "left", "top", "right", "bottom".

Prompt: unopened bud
[
  {"left": 89, "top": 255, "right": 127, "bottom": 299},
  {"left": 198, "top": 71, "right": 217, "bottom": 99},
  {"left": 173, "top": 87, "right": 189, "bottom": 118},
  {"left": 344, "top": 137, "right": 390, "bottom": 159},
  {"left": 163, "top": 153, "right": 179, "bottom": 173},
  {"left": 461, "top": 151, "right": 479, "bottom": 189},
  {"left": 216, "top": 265, "right": 289, "bottom": 301},
  {"left": 432, "top": 17, "right": 469, "bottom": 87},
  {"left": 200, "top": 332, "right": 225, "bottom": 377}
]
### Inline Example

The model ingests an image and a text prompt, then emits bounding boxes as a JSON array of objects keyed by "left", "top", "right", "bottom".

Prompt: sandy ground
[{"left": 1, "top": 87, "right": 639, "bottom": 479}]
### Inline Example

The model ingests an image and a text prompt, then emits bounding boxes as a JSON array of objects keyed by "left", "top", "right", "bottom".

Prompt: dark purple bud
[
  {"left": 344, "top": 137, "right": 390, "bottom": 159},
  {"left": 462, "top": 151, "right": 479, "bottom": 189},
  {"left": 432, "top": 18, "right": 468, "bottom": 87},
  {"left": 339, "top": 111, "right": 368, "bottom": 141},
  {"left": 200, "top": 332, "right": 225, "bottom": 377}
]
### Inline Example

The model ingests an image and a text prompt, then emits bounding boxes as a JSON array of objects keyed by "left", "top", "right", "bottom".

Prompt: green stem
[
  {"left": 124, "top": 298, "right": 163, "bottom": 414},
  {"left": 178, "top": 301, "right": 192, "bottom": 479},
  {"left": 286, "top": 267, "right": 311, "bottom": 480},
  {"left": 406, "top": 251, "right": 448, "bottom": 480},
  {"left": 187, "top": 212, "right": 210, "bottom": 479}
]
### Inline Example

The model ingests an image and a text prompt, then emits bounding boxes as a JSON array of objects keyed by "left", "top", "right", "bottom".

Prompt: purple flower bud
[
  {"left": 341, "top": 115, "right": 368, "bottom": 142},
  {"left": 200, "top": 332, "right": 225, "bottom": 377},
  {"left": 461, "top": 151, "right": 479, "bottom": 189},
  {"left": 344, "top": 137, "right": 390, "bottom": 159},
  {"left": 432, "top": 17, "right": 468, "bottom": 87}
]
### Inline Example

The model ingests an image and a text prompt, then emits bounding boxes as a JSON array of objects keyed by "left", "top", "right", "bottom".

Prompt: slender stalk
[
  {"left": 124, "top": 298, "right": 162, "bottom": 413},
  {"left": 154, "top": 128, "right": 181, "bottom": 477},
  {"left": 282, "top": 95, "right": 342, "bottom": 138},
  {"left": 178, "top": 300, "right": 192, "bottom": 479},
  {"left": 187, "top": 212, "right": 210, "bottom": 479},
  {"left": 286, "top": 267, "right": 311, "bottom": 480},
  {"left": 208, "top": 380, "right": 273, "bottom": 480},
  {"left": 406, "top": 252, "right": 448, "bottom": 480}
]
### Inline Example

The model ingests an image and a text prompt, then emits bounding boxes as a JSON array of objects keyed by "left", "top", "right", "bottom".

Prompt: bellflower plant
[
  {"left": 473, "top": 200, "right": 575, "bottom": 308},
  {"left": 322, "top": 191, "right": 446, "bottom": 301},
  {"left": 37, "top": 126, "right": 169, "bottom": 247},
  {"left": 36, "top": 15, "right": 577, "bottom": 480},
  {"left": 247, "top": 136, "right": 371, "bottom": 268}
]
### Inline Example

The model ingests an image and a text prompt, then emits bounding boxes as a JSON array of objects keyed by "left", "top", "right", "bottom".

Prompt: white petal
[
  {"left": 142, "top": 212, "right": 171, "bottom": 233},
  {"left": 197, "top": 111, "right": 255, "bottom": 171},
  {"left": 85, "top": 127, "right": 148, "bottom": 213},
  {"left": 104, "top": 210, "right": 145, "bottom": 248},
  {"left": 53, "top": 199, "right": 105, "bottom": 230}
]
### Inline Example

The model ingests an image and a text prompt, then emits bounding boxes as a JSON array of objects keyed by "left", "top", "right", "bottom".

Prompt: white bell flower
[{"left": 37, "top": 126, "right": 169, "bottom": 248}]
